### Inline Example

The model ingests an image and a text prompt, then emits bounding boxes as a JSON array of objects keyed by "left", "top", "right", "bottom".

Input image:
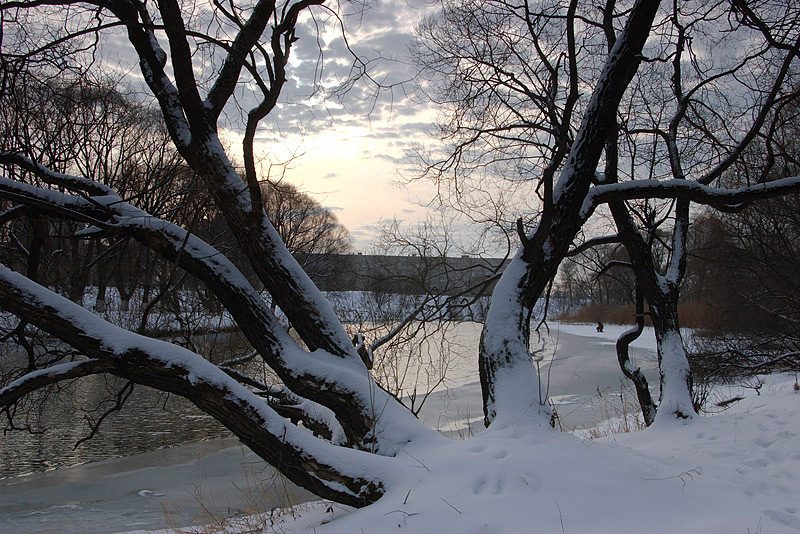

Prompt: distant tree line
[{"left": 0, "top": 74, "right": 351, "bottom": 320}]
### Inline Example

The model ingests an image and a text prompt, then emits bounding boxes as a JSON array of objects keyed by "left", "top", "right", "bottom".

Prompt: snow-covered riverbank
[
  {"left": 134, "top": 374, "right": 800, "bottom": 534},
  {"left": 285, "top": 373, "right": 800, "bottom": 534},
  {"left": 5, "top": 323, "right": 797, "bottom": 533}
]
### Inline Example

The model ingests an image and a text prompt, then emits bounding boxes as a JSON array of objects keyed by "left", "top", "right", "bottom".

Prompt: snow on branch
[
  {"left": 0, "top": 172, "right": 297, "bottom": 360},
  {"left": 262, "top": 385, "right": 347, "bottom": 445},
  {"left": 0, "top": 262, "right": 388, "bottom": 506},
  {"left": 597, "top": 259, "right": 633, "bottom": 277},
  {"left": 584, "top": 176, "right": 800, "bottom": 217},
  {"left": 217, "top": 366, "right": 345, "bottom": 442},
  {"left": 0, "top": 175, "right": 114, "bottom": 225},
  {"left": 565, "top": 234, "right": 621, "bottom": 257},
  {"left": 0, "top": 152, "right": 118, "bottom": 197},
  {"left": 0, "top": 359, "right": 112, "bottom": 408}
]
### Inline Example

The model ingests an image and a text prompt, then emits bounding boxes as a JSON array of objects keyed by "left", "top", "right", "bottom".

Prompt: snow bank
[
  {"left": 7, "top": 322, "right": 798, "bottom": 534},
  {"left": 175, "top": 374, "right": 800, "bottom": 534}
]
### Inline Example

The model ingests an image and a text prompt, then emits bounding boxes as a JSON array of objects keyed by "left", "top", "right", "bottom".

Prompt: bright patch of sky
[
  {"left": 88, "top": 0, "right": 442, "bottom": 251},
  {"left": 219, "top": 0, "right": 443, "bottom": 250}
]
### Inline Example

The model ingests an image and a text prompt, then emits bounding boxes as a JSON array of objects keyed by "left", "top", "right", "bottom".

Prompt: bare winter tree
[
  {"left": 260, "top": 180, "right": 351, "bottom": 281},
  {"left": 2, "top": 0, "right": 800, "bottom": 509},
  {"left": 0, "top": 0, "right": 419, "bottom": 505},
  {"left": 605, "top": 0, "right": 800, "bottom": 421},
  {"left": 414, "top": 0, "right": 800, "bottom": 424}
]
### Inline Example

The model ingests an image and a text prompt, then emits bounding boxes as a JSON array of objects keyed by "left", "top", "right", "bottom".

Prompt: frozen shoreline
[
  {"left": 0, "top": 322, "right": 660, "bottom": 533},
  {"left": 0, "top": 437, "right": 315, "bottom": 533}
]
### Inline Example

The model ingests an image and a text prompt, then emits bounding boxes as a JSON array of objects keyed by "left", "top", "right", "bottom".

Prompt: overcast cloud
[{"left": 90, "top": 0, "right": 441, "bottom": 249}]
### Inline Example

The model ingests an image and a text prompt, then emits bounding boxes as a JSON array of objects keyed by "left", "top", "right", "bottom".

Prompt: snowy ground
[
  {"left": 2, "top": 323, "right": 798, "bottom": 533},
  {"left": 346, "top": 376, "right": 799, "bottom": 534}
]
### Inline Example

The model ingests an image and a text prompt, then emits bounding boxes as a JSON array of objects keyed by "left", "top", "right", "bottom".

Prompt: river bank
[{"left": 0, "top": 322, "right": 660, "bottom": 533}]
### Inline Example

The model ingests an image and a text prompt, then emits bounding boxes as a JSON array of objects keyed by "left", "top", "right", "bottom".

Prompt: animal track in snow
[{"left": 472, "top": 474, "right": 508, "bottom": 495}]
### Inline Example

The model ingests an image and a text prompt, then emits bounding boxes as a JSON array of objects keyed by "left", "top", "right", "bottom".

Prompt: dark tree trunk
[
  {"left": 479, "top": 0, "right": 664, "bottom": 425},
  {"left": 615, "top": 283, "right": 657, "bottom": 426},
  {"left": 610, "top": 199, "right": 695, "bottom": 422}
]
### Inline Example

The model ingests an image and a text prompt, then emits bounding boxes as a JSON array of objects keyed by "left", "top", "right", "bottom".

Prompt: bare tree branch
[{"left": 586, "top": 176, "right": 800, "bottom": 215}]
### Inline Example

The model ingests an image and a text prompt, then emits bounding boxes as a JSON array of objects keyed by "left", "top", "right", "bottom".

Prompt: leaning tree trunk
[
  {"left": 615, "top": 283, "right": 657, "bottom": 426},
  {"left": 0, "top": 156, "right": 439, "bottom": 505},
  {"left": 0, "top": 263, "right": 390, "bottom": 506},
  {"left": 479, "top": 0, "right": 663, "bottom": 426}
]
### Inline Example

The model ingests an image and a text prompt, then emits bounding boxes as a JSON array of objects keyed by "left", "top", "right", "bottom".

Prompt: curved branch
[
  {"left": 0, "top": 152, "right": 117, "bottom": 196},
  {"left": 586, "top": 176, "right": 800, "bottom": 215},
  {"left": 0, "top": 262, "right": 387, "bottom": 506},
  {"left": 218, "top": 367, "right": 344, "bottom": 443},
  {"left": 263, "top": 386, "right": 346, "bottom": 444},
  {"left": 565, "top": 234, "right": 621, "bottom": 257},
  {"left": 615, "top": 283, "right": 656, "bottom": 426},
  {"left": 0, "top": 359, "right": 112, "bottom": 408},
  {"left": 597, "top": 259, "right": 632, "bottom": 277}
]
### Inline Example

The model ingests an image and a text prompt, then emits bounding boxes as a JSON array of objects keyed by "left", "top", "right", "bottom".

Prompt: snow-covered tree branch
[
  {"left": 586, "top": 176, "right": 800, "bottom": 215},
  {"left": 2, "top": 0, "right": 800, "bottom": 514}
]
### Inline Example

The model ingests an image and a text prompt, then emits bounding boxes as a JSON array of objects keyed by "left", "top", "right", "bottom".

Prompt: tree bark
[{"left": 615, "top": 283, "right": 657, "bottom": 426}]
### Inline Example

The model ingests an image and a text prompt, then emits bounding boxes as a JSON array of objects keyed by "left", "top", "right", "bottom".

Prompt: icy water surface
[
  {"left": 0, "top": 321, "right": 659, "bottom": 478},
  {"left": 0, "top": 374, "right": 232, "bottom": 478}
]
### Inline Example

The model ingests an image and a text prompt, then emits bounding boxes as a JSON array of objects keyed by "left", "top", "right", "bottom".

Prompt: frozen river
[
  {"left": 409, "top": 321, "right": 659, "bottom": 437},
  {"left": 0, "top": 322, "right": 660, "bottom": 533}
]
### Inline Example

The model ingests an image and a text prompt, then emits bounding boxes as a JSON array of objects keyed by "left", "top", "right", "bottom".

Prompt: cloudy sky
[{"left": 219, "top": 0, "right": 444, "bottom": 250}]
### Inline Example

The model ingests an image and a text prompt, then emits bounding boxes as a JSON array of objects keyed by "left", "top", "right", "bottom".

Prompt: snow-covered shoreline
[
  {"left": 119, "top": 373, "right": 800, "bottom": 534},
  {"left": 3, "top": 323, "right": 798, "bottom": 533}
]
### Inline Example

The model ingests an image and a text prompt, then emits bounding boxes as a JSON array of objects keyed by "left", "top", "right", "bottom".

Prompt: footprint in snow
[
  {"left": 763, "top": 509, "right": 800, "bottom": 530},
  {"left": 471, "top": 475, "right": 506, "bottom": 495}
]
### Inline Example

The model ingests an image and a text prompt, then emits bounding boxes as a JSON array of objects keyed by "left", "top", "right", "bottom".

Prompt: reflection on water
[{"left": 0, "top": 373, "right": 231, "bottom": 479}]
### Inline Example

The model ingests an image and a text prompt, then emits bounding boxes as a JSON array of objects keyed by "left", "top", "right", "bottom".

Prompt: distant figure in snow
[{"left": 596, "top": 321, "right": 604, "bottom": 333}]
